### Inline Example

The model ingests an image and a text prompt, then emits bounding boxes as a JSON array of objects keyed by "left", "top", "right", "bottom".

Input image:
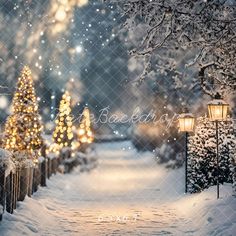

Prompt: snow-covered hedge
[
  {"left": 131, "top": 123, "right": 164, "bottom": 151},
  {"left": 0, "top": 148, "right": 15, "bottom": 176},
  {"left": 130, "top": 122, "right": 182, "bottom": 166},
  {"left": 13, "top": 151, "right": 37, "bottom": 168},
  {"left": 0, "top": 148, "right": 46, "bottom": 176},
  {"left": 188, "top": 116, "right": 235, "bottom": 193},
  {"left": 232, "top": 151, "right": 236, "bottom": 197},
  {"left": 60, "top": 146, "right": 72, "bottom": 159}
]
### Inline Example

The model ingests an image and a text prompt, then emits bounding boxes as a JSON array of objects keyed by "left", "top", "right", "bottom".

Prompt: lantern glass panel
[
  {"left": 178, "top": 117, "right": 195, "bottom": 132},
  {"left": 208, "top": 104, "right": 229, "bottom": 121}
]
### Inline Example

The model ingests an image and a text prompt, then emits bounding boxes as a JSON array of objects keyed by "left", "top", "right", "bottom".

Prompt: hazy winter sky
[
  {"left": 0, "top": 0, "right": 132, "bottom": 124},
  {"left": 0, "top": 0, "right": 225, "bottom": 132}
]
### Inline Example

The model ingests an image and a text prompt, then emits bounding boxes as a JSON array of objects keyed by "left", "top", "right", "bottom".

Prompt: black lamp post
[
  {"left": 178, "top": 109, "right": 195, "bottom": 193},
  {"left": 207, "top": 92, "right": 230, "bottom": 199}
]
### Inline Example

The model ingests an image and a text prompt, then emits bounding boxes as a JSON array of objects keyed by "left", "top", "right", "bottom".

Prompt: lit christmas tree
[
  {"left": 53, "top": 91, "right": 74, "bottom": 148},
  {"left": 77, "top": 107, "right": 94, "bottom": 144},
  {"left": 187, "top": 116, "right": 234, "bottom": 193},
  {"left": 3, "top": 66, "right": 43, "bottom": 153}
]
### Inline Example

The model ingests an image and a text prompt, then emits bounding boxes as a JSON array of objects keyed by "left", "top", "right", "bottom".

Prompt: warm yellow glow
[
  {"left": 78, "top": 128, "right": 85, "bottom": 135},
  {"left": 55, "top": 6, "right": 67, "bottom": 21},
  {"left": 3, "top": 66, "right": 43, "bottom": 154},
  {"left": 77, "top": 0, "right": 88, "bottom": 7},
  {"left": 48, "top": 0, "right": 89, "bottom": 35},
  {"left": 178, "top": 114, "right": 195, "bottom": 132},
  {"left": 208, "top": 103, "right": 229, "bottom": 121},
  {"left": 53, "top": 91, "right": 74, "bottom": 148},
  {"left": 77, "top": 107, "right": 94, "bottom": 144}
]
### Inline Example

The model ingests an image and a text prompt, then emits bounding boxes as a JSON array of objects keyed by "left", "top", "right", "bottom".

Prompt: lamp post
[
  {"left": 178, "top": 109, "right": 195, "bottom": 193},
  {"left": 207, "top": 92, "right": 229, "bottom": 199}
]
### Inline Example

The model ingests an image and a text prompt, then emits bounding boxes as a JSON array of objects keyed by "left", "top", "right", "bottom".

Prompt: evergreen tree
[
  {"left": 233, "top": 156, "right": 236, "bottom": 196},
  {"left": 53, "top": 91, "right": 74, "bottom": 148},
  {"left": 3, "top": 66, "right": 43, "bottom": 152},
  {"left": 77, "top": 107, "right": 94, "bottom": 144},
  {"left": 188, "top": 116, "right": 234, "bottom": 193},
  {"left": 218, "top": 120, "right": 235, "bottom": 184}
]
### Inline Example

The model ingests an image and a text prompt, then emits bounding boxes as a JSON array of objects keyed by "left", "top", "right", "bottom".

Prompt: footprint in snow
[
  {"left": 207, "top": 217, "right": 213, "bottom": 223},
  {"left": 26, "top": 223, "right": 38, "bottom": 233}
]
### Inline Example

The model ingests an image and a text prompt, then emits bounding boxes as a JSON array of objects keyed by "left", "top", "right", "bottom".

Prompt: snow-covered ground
[{"left": 0, "top": 141, "right": 235, "bottom": 236}]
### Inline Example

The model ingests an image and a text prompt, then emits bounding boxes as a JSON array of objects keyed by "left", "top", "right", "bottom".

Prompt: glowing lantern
[
  {"left": 207, "top": 93, "right": 230, "bottom": 199},
  {"left": 178, "top": 112, "right": 195, "bottom": 133},
  {"left": 208, "top": 93, "right": 229, "bottom": 121},
  {"left": 178, "top": 108, "right": 195, "bottom": 194}
]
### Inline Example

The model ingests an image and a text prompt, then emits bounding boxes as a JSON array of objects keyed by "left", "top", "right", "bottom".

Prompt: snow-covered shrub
[
  {"left": 13, "top": 151, "right": 36, "bottom": 168},
  {"left": 131, "top": 122, "right": 183, "bottom": 166},
  {"left": 188, "top": 116, "right": 235, "bottom": 193},
  {"left": 60, "top": 146, "right": 72, "bottom": 160},
  {"left": 164, "top": 150, "right": 184, "bottom": 169},
  {"left": 232, "top": 157, "right": 236, "bottom": 197},
  {"left": 0, "top": 148, "right": 15, "bottom": 176},
  {"left": 131, "top": 123, "right": 162, "bottom": 151},
  {"left": 77, "top": 146, "right": 97, "bottom": 172}
]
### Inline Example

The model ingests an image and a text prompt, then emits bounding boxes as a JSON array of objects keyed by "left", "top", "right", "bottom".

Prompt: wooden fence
[{"left": 0, "top": 149, "right": 78, "bottom": 221}]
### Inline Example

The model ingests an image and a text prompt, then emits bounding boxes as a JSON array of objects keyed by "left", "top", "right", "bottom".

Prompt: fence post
[
  {"left": 32, "top": 167, "right": 36, "bottom": 193},
  {"left": 37, "top": 163, "right": 41, "bottom": 191},
  {"left": 13, "top": 171, "right": 17, "bottom": 210},
  {"left": 58, "top": 156, "right": 61, "bottom": 171},
  {"left": 19, "top": 166, "right": 29, "bottom": 201},
  {"left": 40, "top": 144, "right": 47, "bottom": 186},
  {"left": 47, "top": 158, "right": 52, "bottom": 179},
  {"left": 6, "top": 171, "right": 14, "bottom": 214},
  {"left": 33, "top": 165, "right": 40, "bottom": 193},
  {"left": 15, "top": 167, "right": 20, "bottom": 206},
  {"left": 47, "top": 158, "right": 49, "bottom": 179},
  {"left": 0, "top": 167, "right": 5, "bottom": 221},
  {"left": 28, "top": 167, "right": 33, "bottom": 197},
  {"left": 41, "top": 159, "right": 47, "bottom": 187},
  {"left": 53, "top": 158, "right": 57, "bottom": 174}
]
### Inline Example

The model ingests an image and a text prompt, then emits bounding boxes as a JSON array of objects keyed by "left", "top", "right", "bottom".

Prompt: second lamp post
[
  {"left": 178, "top": 109, "right": 195, "bottom": 193},
  {"left": 207, "top": 92, "right": 230, "bottom": 199}
]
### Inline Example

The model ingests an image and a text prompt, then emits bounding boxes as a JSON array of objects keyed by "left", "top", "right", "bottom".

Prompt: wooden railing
[{"left": 0, "top": 148, "right": 79, "bottom": 221}]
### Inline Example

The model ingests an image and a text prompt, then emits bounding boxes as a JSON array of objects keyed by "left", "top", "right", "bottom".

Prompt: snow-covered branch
[{"left": 112, "top": 0, "right": 236, "bottom": 94}]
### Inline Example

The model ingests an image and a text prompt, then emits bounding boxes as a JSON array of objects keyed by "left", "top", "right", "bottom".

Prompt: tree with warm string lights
[
  {"left": 3, "top": 66, "right": 43, "bottom": 153},
  {"left": 77, "top": 107, "right": 94, "bottom": 144},
  {"left": 53, "top": 91, "right": 74, "bottom": 148}
]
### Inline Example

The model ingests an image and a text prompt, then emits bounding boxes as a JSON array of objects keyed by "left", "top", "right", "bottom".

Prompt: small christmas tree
[
  {"left": 3, "top": 66, "right": 43, "bottom": 152},
  {"left": 188, "top": 116, "right": 234, "bottom": 193},
  {"left": 53, "top": 91, "right": 74, "bottom": 148},
  {"left": 77, "top": 107, "right": 94, "bottom": 144}
]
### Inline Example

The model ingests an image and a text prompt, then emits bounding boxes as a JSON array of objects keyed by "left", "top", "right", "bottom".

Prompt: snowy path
[{"left": 0, "top": 142, "right": 235, "bottom": 236}]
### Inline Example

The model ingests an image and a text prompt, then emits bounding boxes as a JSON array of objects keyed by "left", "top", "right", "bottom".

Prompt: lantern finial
[
  {"left": 214, "top": 92, "right": 222, "bottom": 100},
  {"left": 182, "top": 107, "right": 189, "bottom": 113}
]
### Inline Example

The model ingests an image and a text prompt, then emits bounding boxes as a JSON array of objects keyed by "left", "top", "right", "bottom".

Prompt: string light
[
  {"left": 53, "top": 91, "right": 74, "bottom": 148},
  {"left": 77, "top": 107, "right": 94, "bottom": 144},
  {"left": 3, "top": 66, "right": 43, "bottom": 153}
]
